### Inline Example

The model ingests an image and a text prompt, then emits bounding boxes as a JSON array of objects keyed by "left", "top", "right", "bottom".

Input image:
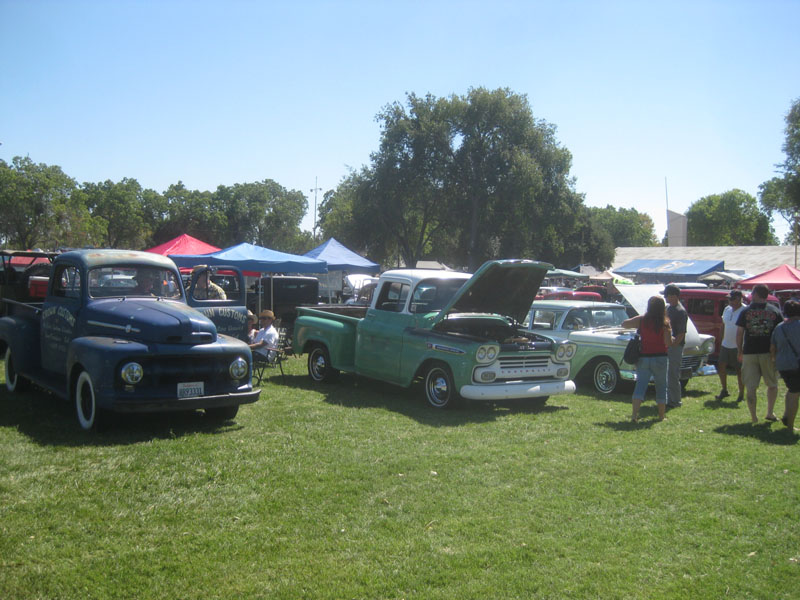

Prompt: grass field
[{"left": 1, "top": 356, "right": 798, "bottom": 599}]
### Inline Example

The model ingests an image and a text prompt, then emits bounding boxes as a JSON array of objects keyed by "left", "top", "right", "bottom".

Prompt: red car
[{"left": 542, "top": 290, "right": 603, "bottom": 302}]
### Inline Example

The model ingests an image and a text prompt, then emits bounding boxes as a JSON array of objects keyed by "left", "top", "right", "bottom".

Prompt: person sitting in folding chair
[
  {"left": 250, "top": 309, "right": 279, "bottom": 360},
  {"left": 250, "top": 309, "right": 286, "bottom": 383}
]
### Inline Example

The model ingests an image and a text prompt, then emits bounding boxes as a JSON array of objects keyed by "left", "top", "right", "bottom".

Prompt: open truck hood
[{"left": 433, "top": 259, "right": 552, "bottom": 325}]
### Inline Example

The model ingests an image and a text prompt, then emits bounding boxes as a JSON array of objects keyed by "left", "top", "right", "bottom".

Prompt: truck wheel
[
  {"left": 308, "top": 345, "right": 339, "bottom": 383},
  {"left": 75, "top": 371, "right": 103, "bottom": 431},
  {"left": 588, "top": 358, "right": 619, "bottom": 394},
  {"left": 4, "top": 347, "right": 30, "bottom": 393},
  {"left": 206, "top": 405, "right": 239, "bottom": 422},
  {"left": 424, "top": 362, "right": 460, "bottom": 409}
]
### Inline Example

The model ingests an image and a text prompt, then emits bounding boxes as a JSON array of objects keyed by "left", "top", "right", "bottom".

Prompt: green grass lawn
[{"left": 1, "top": 357, "right": 798, "bottom": 599}]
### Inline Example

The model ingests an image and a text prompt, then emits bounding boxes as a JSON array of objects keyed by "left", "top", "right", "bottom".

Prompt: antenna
[{"left": 310, "top": 176, "right": 322, "bottom": 241}]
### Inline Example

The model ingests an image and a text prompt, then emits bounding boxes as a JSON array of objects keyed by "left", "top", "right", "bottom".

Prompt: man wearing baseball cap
[
  {"left": 736, "top": 284, "right": 783, "bottom": 423},
  {"left": 250, "top": 309, "right": 279, "bottom": 361}
]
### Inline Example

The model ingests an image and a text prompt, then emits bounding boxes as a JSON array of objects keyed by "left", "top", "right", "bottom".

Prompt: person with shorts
[
  {"left": 716, "top": 289, "right": 747, "bottom": 402},
  {"left": 770, "top": 299, "right": 800, "bottom": 432},
  {"left": 736, "top": 284, "right": 782, "bottom": 423}
]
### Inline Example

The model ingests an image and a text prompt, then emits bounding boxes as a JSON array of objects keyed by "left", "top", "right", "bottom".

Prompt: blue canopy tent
[
  {"left": 170, "top": 242, "right": 327, "bottom": 273},
  {"left": 170, "top": 242, "right": 328, "bottom": 312},
  {"left": 304, "top": 238, "right": 380, "bottom": 301},
  {"left": 614, "top": 259, "right": 724, "bottom": 284},
  {"left": 304, "top": 238, "right": 380, "bottom": 274}
]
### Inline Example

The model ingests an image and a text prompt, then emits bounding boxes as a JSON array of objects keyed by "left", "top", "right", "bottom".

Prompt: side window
[
  {"left": 530, "top": 310, "right": 558, "bottom": 330},
  {"left": 375, "top": 282, "right": 410, "bottom": 312},
  {"left": 686, "top": 298, "right": 713, "bottom": 316},
  {"left": 52, "top": 265, "right": 81, "bottom": 299}
]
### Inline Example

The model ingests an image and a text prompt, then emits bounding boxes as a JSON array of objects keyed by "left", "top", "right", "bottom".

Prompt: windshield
[
  {"left": 410, "top": 278, "right": 468, "bottom": 314},
  {"left": 89, "top": 266, "right": 183, "bottom": 299},
  {"left": 527, "top": 305, "right": 629, "bottom": 330}
]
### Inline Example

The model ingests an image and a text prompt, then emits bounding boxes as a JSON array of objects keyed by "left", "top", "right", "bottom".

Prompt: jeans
[
  {"left": 667, "top": 345, "right": 683, "bottom": 406},
  {"left": 633, "top": 355, "right": 668, "bottom": 404}
]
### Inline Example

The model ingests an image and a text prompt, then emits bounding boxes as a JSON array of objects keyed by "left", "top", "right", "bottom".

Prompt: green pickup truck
[{"left": 292, "top": 259, "right": 577, "bottom": 408}]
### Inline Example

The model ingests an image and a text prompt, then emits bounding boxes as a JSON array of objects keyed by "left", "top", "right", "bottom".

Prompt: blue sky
[{"left": 1, "top": 0, "right": 799, "bottom": 245}]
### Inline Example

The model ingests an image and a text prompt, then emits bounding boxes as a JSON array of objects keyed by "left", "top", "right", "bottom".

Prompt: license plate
[{"left": 177, "top": 381, "right": 204, "bottom": 399}]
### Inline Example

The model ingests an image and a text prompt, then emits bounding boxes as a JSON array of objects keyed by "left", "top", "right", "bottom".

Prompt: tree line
[
  {"left": 0, "top": 158, "right": 314, "bottom": 254},
  {"left": 3, "top": 89, "right": 796, "bottom": 270}
]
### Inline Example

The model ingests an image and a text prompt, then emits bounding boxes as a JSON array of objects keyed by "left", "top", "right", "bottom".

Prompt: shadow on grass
[
  {"left": 703, "top": 397, "right": 743, "bottom": 410},
  {"left": 0, "top": 387, "right": 245, "bottom": 447},
  {"left": 284, "top": 372, "right": 568, "bottom": 427},
  {"left": 597, "top": 402, "right": 666, "bottom": 431},
  {"left": 714, "top": 421, "right": 799, "bottom": 446}
]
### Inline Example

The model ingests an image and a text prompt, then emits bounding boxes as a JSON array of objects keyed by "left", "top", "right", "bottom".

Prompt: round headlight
[
  {"left": 229, "top": 356, "right": 248, "bottom": 380},
  {"left": 486, "top": 346, "right": 497, "bottom": 361},
  {"left": 556, "top": 345, "right": 566, "bottom": 361},
  {"left": 566, "top": 343, "right": 576, "bottom": 359},
  {"left": 477, "top": 347, "right": 487, "bottom": 361},
  {"left": 120, "top": 362, "right": 143, "bottom": 384}
]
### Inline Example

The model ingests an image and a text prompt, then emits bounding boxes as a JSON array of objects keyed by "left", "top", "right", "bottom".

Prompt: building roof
[
  {"left": 615, "top": 258, "right": 723, "bottom": 277},
  {"left": 612, "top": 246, "right": 798, "bottom": 279}
]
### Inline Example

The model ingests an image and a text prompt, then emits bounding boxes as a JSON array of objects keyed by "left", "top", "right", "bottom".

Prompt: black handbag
[{"left": 623, "top": 331, "right": 641, "bottom": 364}]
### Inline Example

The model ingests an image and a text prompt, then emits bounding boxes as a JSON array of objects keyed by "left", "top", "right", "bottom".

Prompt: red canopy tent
[
  {"left": 145, "top": 234, "right": 220, "bottom": 257},
  {"left": 735, "top": 264, "right": 800, "bottom": 290}
]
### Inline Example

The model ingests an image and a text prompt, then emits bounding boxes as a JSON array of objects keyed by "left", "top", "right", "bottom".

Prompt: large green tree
[
  {"left": 0, "top": 156, "right": 104, "bottom": 249},
  {"left": 686, "top": 189, "right": 777, "bottom": 245},
  {"left": 320, "top": 88, "right": 609, "bottom": 270},
  {"left": 213, "top": 180, "right": 310, "bottom": 253},
  {"left": 82, "top": 178, "right": 155, "bottom": 249},
  {"left": 759, "top": 97, "right": 800, "bottom": 243},
  {"left": 588, "top": 205, "right": 657, "bottom": 248}
]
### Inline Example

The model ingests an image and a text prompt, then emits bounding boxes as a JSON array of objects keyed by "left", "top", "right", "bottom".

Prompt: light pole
[{"left": 310, "top": 177, "right": 322, "bottom": 241}]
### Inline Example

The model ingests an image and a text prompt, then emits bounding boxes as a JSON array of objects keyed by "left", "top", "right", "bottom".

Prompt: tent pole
[{"left": 258, "top": 272, "right": 263, "bottom": 314}]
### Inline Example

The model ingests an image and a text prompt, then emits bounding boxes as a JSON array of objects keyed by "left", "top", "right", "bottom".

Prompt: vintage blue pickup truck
[
  {"left": 293, "top": 259, "right": 577, "bottom": 408},
  {"left": 0, "top": 249, "right": 260, "bottom": 430}
]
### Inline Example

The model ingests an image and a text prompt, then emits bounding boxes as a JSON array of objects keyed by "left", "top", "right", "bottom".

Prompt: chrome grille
[
  {"left": 496, "top": 355, "right": 556, "bottom": 381},
  {"left": 682, "top": 356, "right": 703, "bottom": 370}
]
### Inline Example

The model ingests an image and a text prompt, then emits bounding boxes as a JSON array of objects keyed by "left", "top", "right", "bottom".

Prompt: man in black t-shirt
[{"left": 736, "top": 284, "right": 782, "bottom": 423}]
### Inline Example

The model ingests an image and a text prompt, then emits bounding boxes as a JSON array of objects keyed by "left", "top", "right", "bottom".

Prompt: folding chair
[{"left": 252, "top": 328, "right": 289, "bottom": 384}]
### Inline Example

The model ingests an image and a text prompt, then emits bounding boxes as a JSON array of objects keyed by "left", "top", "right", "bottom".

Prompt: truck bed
[{"left": 299, "top": 304, "right": 368, "bottom": 320}]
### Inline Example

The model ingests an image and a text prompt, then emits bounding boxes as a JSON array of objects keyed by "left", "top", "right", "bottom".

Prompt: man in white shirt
[
  {"left": 716, "top": 289, "right": 746, "bottom": 401},
  {"left": 249, "top": 309, "right": 279, "bottom": 361}
]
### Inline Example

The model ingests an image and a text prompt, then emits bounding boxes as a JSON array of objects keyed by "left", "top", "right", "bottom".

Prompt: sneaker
[
  {"left": 715, "top": 390, "right": 730, "bottom": 400},
  {"left": 765, "top": 414, "right": 778, "bottom": 422}
]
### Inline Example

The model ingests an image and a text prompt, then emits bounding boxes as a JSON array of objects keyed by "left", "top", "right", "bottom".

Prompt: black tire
[
  {"left": 424, "top": 362, "right": 460, "bottom": 409},
  {"left": 588, "top": 358, "right": 619, "bottom": 395},
  {"left": 206, "top": 405, "right": 239, "bottom": 421},
  {"left": 75, "top": 370, "right": 103, "bottom": 431},
  {"left": 5, "top": 347, "right": 30, "bottom": 393},
  {"left": 308, "top": 344, "right": 339, "bottom": 383}
]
